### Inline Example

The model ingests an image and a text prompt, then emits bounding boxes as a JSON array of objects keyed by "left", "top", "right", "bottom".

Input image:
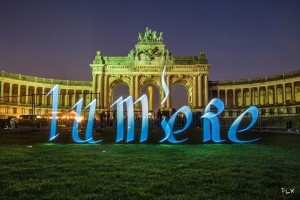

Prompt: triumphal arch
[{"left": 90, "top": 27, "right": 210, "bottom": 112}]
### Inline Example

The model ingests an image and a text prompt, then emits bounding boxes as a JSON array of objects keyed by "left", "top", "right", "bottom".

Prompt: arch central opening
[
  {"left": 171, "top": 83, "right": 189, "bottom": 110},
  {"left": 141, "top": 84, "right": 160, "bottom": 113},
  {"left": 112, "top": 83, "right": 129, "bottom": 103}
]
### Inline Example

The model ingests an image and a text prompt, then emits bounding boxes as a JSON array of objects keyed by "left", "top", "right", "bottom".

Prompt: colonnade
[
  {"left": 192, "top": 74, "right": 209, "bottom": 108},
  {"left": 212, "top": 82, "right": 300, "bottom": 107},
  {"left": 0, "top": 82, "right": 92, "bottom": 108}
]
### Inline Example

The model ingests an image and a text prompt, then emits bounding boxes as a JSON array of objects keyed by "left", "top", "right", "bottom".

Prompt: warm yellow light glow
[
  {"left": 148, "top": 85, "right": 153, "bottom": 111},
  {"left": 75, "top": 115, "right": 83, "bottom": 123}
]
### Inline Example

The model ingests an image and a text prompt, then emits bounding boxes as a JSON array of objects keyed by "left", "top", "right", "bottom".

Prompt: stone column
[
  {"left": 130, "top": 75, "right": 135, "bottom": 98},
  {"left": 104, "top": 75, "right": 109, "bottom": 109},
  {"left": 67, "top": 91, "right": 71, "bottom": 106},
  {"left": 291, "top": 82, "right": 295, "bottom": 102},
  {"left": 192, "top": 75, "right": 197, "bottom": 108},
  {"left": 257, "top": 87, "right": 260, "bottom": 105},
  {"left": 270, "top": 88, "right": 274, "bottom": 105},
  {"left": 26, "top": 86, "right": 30, "bottom": 104},
  {"left": 283, "top": 84, "right": 286, "bottom": 105},
  {"left": 252, "top": 88, "right": 255, "bottom": 105},
  {"left": 233, "top": 89, "right": 236, "bottom": 106},
  {"left": 92, "top": 74, "right": 97, "bottom": 98},
  {"left": 262, "top": 90, "right": 265, "bottom": 105},
  {"left": 252, "top": 90, "right": 255, "bottom": 105},
  {"left": 0, "top": 81, "right": 3, "bottom": 103},
  {"left": 204, "top": 74, "right": 208, "bottom": 105},
  {"left": 97, "top": 74, "right": 103, "bottom": 108},
  {"left": 0, "top": 82, "right": 2, "bottom": 100},
  {"left": 44, "top": 88, "right": 48, "bottom": 106},
  {"left": 134, "top": 75, "right": 140, "bottom": 110},
  {"left": 274, "top": 85, "right": 277, "bottom": 104},
  {"left": 241, "top": 88, "right": 244, "bottom": 106},
  {"left": 73, "top": 90, "right": 77, "bottom": 106},
  {"left": 36, "top": 87, "right": 40, "bottom": 106},
  {"left": 225, "top": 89, "right": 228, "bottom": 107},
  {"left": 64, "top": 89, "right": 68, "bottom": 107},
  {"left": 40, "top": 87, "right": 46, "bottom": 106},
  {"left": 265, "top": 86, "right": 269, "bottom": 105},
  {"left": 134, "top": 75, "right": 139, "bottom": 101},
  {"left": 255, "top": 89, "right": 258, "bottom": 105},
  {"left": 18, "top": 84, "right": 21, "bottom": 104},
  {"left": 8, "top": 83, "right": 12, "bottom": 102},
  {"left": 249, "top": 88, "right": 253, "bottom": 105},
  {"left": 39, "top": 88, "right": 43, "bottom": 106},
  {"left": 43, "top": 88, "right": 47, "bottom": 106},
  {"left": 198, "top": 75, "right": 202, "bottom": 107}
]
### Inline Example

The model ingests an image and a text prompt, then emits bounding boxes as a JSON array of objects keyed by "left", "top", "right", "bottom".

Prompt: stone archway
[
  {"left": 109, "top": 77, "right": 130, "bottom": 107},
  {"left": 90, "top": 27, "right": 211, "bottom": 112},
  {"left": 172, "top": 77, "right": 192, "bottom": 108}
]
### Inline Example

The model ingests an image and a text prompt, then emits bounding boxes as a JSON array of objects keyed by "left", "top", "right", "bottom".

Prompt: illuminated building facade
[
  {"left": 0, "top": 72, "right": 92, "bottom": 117},
  {"left": 1, "top": 28, "right": 300, "bottom": 121},
  {"left": 210, "top": 72, "right": 300, "bottom": 119}
]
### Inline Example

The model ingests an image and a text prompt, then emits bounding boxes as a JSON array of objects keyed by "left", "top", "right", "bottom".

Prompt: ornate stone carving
[{"left": 141, "top": 46, "right": 159, "bottom": 59}]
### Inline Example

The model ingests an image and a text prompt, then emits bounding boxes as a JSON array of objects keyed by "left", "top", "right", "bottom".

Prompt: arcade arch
[
  {"left": 171, "top": 83, "right": 189, "bottom": 110},
  {"left": 108, "top": 77, "right": 130, "bottom": 107},
  {"left": 141, "top": 84, "right": 160, "bottom": 112},
  {"left": 111, "top": 83, "right": 129, "bottom": 105}
]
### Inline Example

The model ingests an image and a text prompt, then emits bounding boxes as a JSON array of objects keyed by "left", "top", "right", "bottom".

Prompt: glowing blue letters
[
  {"left": 111, "top": 94, "right": 149, "bottom": 143},
  {"left": 160, "top": 106, "right": 192, "bottom": 143},
  {"left": 85, "top": 99, "right": 101, "bottom": 143},
  {"left": 134, "top": 95, "right": 149, "bottom": 142},
  {"left": 161, "top": 66, "right": 169, "bottom": 105},
  {"left": 71, "top": 98, "right": 85, "bottom": 143},
  {"left": 202, "top": 98, "right": 260, "bottom": 143},
  {"left": 160, "top": 66, "right": 193, "bottom": 143},
  {"left": 228, "top": 106, "right": 259, "bottom": 143},
  {"left": 111, "top": 96, "right": 135, "bottom": 142},
  {"left": 201, "top": 98, "right": 225, "bottom": 143},
  {"left": 47, "top": 66, "right": 260, "bottom": 144},
  {"left": 47, "top": 86, "right": 100, "bottom": 143},
  {"left": 47, "top": 84, "right": 59, "bottom": 141}
]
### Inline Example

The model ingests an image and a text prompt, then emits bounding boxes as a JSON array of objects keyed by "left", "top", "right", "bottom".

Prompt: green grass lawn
[{"left": 0, "top": 129, "right": 299, "bottom": 199}]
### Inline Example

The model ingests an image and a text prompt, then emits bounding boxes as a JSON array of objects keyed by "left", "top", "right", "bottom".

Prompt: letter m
[{"left": 111, "top": 95, "right": 149, "bottom": 143}]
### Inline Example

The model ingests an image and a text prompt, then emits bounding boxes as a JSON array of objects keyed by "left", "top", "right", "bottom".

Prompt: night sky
[{"left": 0, "top": 0, "right": 299, "bottom": 82}]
